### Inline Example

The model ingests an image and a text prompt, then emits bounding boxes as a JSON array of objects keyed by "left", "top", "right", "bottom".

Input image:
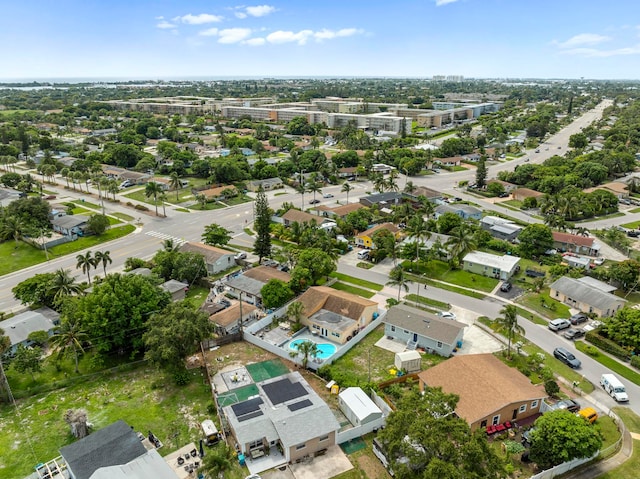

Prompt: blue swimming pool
[{"left": 288, "top": 339, "right": 337, "bottom": 360}]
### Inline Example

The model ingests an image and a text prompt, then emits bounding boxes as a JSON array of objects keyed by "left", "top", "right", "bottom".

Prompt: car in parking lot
[
  {"left": 553, "top": 347, "right": 581, "bottom": 368},
  {"left": 548, "top": 319, "right": 570, "bottom": 331},
  {"left": 570, "top": 313, "right": 588, "bottom": 325},
  {"left": 548, "top": 398, "right": 581, "bottom": 413},
  {"left": 562, "top": 328, "right": 585, "bottom": 340},
  {"left": 500, "top": 282, "right": 512, "bottom": 292}
]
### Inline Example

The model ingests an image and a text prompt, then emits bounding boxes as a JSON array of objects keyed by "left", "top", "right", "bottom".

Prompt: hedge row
[{"left": 585, "top": 330, "right": 631, "bottom": 361}]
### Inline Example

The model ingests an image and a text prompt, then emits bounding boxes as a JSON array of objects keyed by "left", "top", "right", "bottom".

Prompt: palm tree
[
  {"left": 495, "top": 305, "right": 525, "bottom": 359},
  {"left": 145, "top": 181, "right": 163, "bottom": 216},
  {"left": 307, "top": 173, "right": 322, "bottom": 203},
  {"left": 289, "top": 340, "right": 319, "bottom": 369},
  {"left": 75, "top": 251, "right": 96, "bottom": 285},
  {"left": 159, "top": 192, "right": 167, "bottom": 217},
  {"left": 406, "top": 215, "right": 431, "bottom": 264},
  {"left": 169, "top": 171, "right": 182, "bottom": 202},
  {"left": 387, "top": 265, "right": 410, "bottom": 301},
  {"left": 201, "top": 442, "right": 234, "bottom": 477},
  {"left": 341, "top": 182, "right": 353, "bottom": 203},
  {"left": 94, "top": 250, "right": 112, "bottom": 276},
  {"left": 404, "top": 180, "right": 416, "bottom": 194},
  {"left": 107, "top": 178, "right": 119, "bottom": 200},
  {"left": 286, "top": 301, "right": 305, "bottom": 328},
  {"left": 162, "top": 238, "right": 179, "bottom": 252},
  {"left": 49, "top": 316, "right": 89, "bottom": 373},
  {"left": 0, "top": 215, "right": 25, "bottom": 245},
  {"left": 49, "top": 268, "right": 81, "bottom": 305},
  {"left": 60, "top": 167, "right": 71, "bottom": 188},
  {"left": 372, "top": 173, "right": 386, "bottom": 193},
  {"left": 446, "top": 224, "right": 477, "bottom": 267}
]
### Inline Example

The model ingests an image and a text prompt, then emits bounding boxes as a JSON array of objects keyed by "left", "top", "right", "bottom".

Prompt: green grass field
[
  {"left": 517, "top": 289, "right": 571, "bottom": 320},
  {"left": 404, "top": 260, "right": 499, "bottom": 292},
  {"left": 331, "top": 282, "right": 375, "bottom": 298},
  {"left": 329, "top": 272, "right": 383, "bottom": 291},
  {"left": 404, "top": 293, "right": 450, "bottom": 310}
]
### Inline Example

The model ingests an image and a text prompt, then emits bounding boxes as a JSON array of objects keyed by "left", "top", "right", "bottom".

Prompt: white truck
[{"left": 600, "top": 374, "right": 629, "bottom": 402}]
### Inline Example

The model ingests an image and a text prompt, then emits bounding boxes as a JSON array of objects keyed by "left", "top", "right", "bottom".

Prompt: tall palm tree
[
  {"left": 372, "top": 173, "right": 386, "bottom": 193},
  {"left": 446, "top": 224, "right": 477, "bottom": 267},
  {"left": 107, "top": 178, "right": 119, "bottom": 200},
  {"left": 94, "top": 250, "right": 112, "bottom": 276},
  {"left": 48, "top": 268, "right": 81, "bottom": 305},
  {"left": 286, "top": 301, "right": 305, "bottom": 328},
  {"left": 495, "top": 305, "right": 525, "bottom": 359},
  {"left": 145, "top": 181, "right": 163, "bottom": 216},
  {"left": 341, "top": 182, "right": 353, "bottom": 203},
  {"left": 289, "top": 340, "right": 319, "bottom": 369},
  {"left": 60, "top": 167, "right": 71, "bottom": 188},
  {"left": 75, "top": 251, "right": 96, "bottom": 285},
  {"left": 307, "top": 173, "right": 322, "bottom": 203},
  {"left": 169, "top": 171, "right": 182, "bottom": 202},
  {"left": 404, "top": 180, "right": 416, "bottom": 194},
  {"left": 162, "top": 239, "right": 179, "bottom": 252},
  {"left": 159, "top": 192, "right": 167, "bottom": 217},
  {"left": 49, "top": 316, "right": 89, "bottom": 373},
  {"left": 387, "top": 265, "right": 410, "bottom": 301},
  {"left": 406, "top": 215, "right": 431, "bottom": 265},
  {"left": 0, "top": 215, "right": 25, "bottom": 245}
]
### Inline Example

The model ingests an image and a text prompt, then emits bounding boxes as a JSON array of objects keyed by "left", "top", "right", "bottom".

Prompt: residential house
[
  {"left": 487, "top": 179, "right": 517, "bottom": 192},
  {"left": 209, "top": 301, "right": 257, "bottom": 334},
  {"left": 196, "top": 185, "right": 237, "bottom": 201},
  {"left": 225, "top": 266, "right": 291, "bottom": 308},
  {"left": 584, "top": 181, "right": 629, "bottom": 199},
  {"left": 359, "top": 192, "right": 403, "bottom": 208},
  {"left": 101, "top": 165, "right": 151, "bottom": 185},
  {"left": 355, "top": 222, "right": 401, "bottom": 249},
  {"left": 434, "top": 204, "right": 482, "bottom": 221},
  {"left": 383, "top": 304, "right": 465, "bottom": 357},
  {"left": 247, "top": 177, "right": 284, "bottom": 192},
  {"left": 222, "top": 372, "right": 340, "bottom": 465},
  {"left": 549, "top": 276, "right": 626, "bottom": 317},
  {"left": 160, "top": 279, "right": 189, "bottom": 301},
  {"left": 51, "top": 215, "right": 90, "bottom": 237},
  {"left": 179, "top": 242, "right": 236, "bottom": 275},
  {"left": 312, "top": 202, "right": 365, "bottom": 219},
  {"left": 403, "top": 186, "right": 443, "bottom": 204},
  {"left": 59, "top": 420, "right": 147, "bottom": 479},
  {"left": 511, "top": 188, "right": 543, "bottom": 202},
  {"left": 337, "top": 166, "right": 358, "bottom": 179},
  {"left": 564, "top": 255, "right": 591, "bottom": 270},
  {"left": 434, "top": 157, "right": 462, "bottom": 167},
  {"left": 281, "top": 209, "right": 320, "bottom": 227},
  {"left": 480, "top": 216, "right": 522, "bottom": 241},
  {"left": 463, "top": 251, "right": 521, "bottom": 280},
  {"left": 401, "top": 232, "right": 452, "bottom": 260},
  {"left": 371, "top": 163, "right": 396, "bottom": 174},
  {"left": 552, "top": 232, "right": 600, "bottom": 256},
  {"left": 87, "top": 449, "right": 179, "bottom": 479},
  {"left": 462, "top": 153, "right": 481, "bottom": 163},
  {"left": 90, "top": 128, "right": 118, "bottom": 137},
  {"left": 1, "top": 307, "right": 60, "bottom": 355},
  {"left": 418, "top": 354, "right": 546, "bottom": 431},
  {"left": 338, "top": 387, "right": 384, "bottom": 428},
  {"left": 296, "top": 286, "right": 379, "bottom": 345}
]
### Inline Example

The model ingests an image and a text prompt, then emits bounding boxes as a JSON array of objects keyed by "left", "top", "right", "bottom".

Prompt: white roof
[
  {"left": 1, "top": 308, "right": 59, "bottom": 346},
  {"left": 89, "top": 450, "right": 179, "bottom": 479},
  {"left": 481, "top": 215, "right": 515, "bottom": 226},
  {"left": 339, "top": 387, "right": 382, "bottom": 421},
  {"left": 463, "top": 251, "right": 520, "bottom": 271},
  {"left": 396, "top": 350, "right": 421, "bottom": 361}
]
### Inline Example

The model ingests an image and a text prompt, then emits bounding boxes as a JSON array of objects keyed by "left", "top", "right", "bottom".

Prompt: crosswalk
[{"left": 145, "top": 231, "right": 188, "bottom": 245}]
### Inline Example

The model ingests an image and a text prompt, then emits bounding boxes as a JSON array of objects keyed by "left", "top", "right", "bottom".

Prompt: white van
[
  {"left": 201, "top": 419, "right": 220, "bottom": 445},
  {"left": 600, "top": 374, "right": 629, "bottom": 402},
  {"left": 357, "top": 249, "right": 370, "bottom": 260}
]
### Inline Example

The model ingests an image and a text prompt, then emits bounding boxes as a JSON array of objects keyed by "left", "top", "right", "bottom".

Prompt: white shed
[
  {"left": 395, "top": 350, "right": 422, "bottom": 373},
  {"left": 338, "top": 387, "right": 383, "bottom": 426}
]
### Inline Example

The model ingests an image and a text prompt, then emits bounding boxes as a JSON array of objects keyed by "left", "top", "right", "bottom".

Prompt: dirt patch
[{"left": 356, "top": 453, "right": 389, "bottom": 479}]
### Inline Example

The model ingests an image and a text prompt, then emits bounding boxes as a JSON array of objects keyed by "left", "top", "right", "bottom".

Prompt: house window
[
  {"left": 492, "top": 415, "right": 500, "bottom": 425},
  {"left": 436, "top": 341, "right": 442, "bottom": 348},
  {"left": 391, "top": 326, "right": 395, "bottom": 332},
  {"left": 555, "top": 291, "right": 559, "bottom": 297},
  {"left": 296, "top": 443, "right": 306, "bottom": 450},
  {"left": 249, "top": 439, "right": 262, "bottom": 449},
  {"left": 319, "top": 435, "right": 329, "bottom": 442},
  {"left": 480, "top": 420, "right": 487, "bottom": 428},
  {"left": 531, "top": 400, "right": 538, "bottom": 409},
  {"left": 403, "top": 330, "right": 409, "bottom": 334},
  {"left": 519, "top": 404, "right": 527, "bottom": 413}
]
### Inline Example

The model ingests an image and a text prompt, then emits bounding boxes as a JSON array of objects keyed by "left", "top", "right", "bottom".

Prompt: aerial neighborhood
[{"left": 3, "top": 76, "right": 640, "bottom": 479}]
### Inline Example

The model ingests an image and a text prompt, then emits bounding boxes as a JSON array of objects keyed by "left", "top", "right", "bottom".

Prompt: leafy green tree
[
  {"left": 293, "top": 248, "right": 336, "bottom": 285},
  {"left": 289, "top": 340, "right": 319, "bottom": 369},
  {"left": 387, "top": 265, "right": 410, "bottom": 301},
  {"left": 86, "top": 214, "right": 110, "bottom": 235},
  {"left": 13, "top": 344, "right": 43, "bottom": 380},
  {"left": 545, "top": 379, "right": 560, "bottom": 397},
  {"left": 600, "top": 308, "right": 640, "bottom": 352},
  {"left": 145, "top": 181, "right": 163, "bottom": 216},
  {"left": 495, "top": 305, "right": 524, "bottom": 359},
  {"left": 202, "top": 223, "right": 232, "bottom": 247},
  {"left": 608, "top": 259, "right": 640, "bottom": 292},
  {"left": 76, "top": 251, "right": 96, "bottom": 285},
  {"left": 0, "top": 215, "right": 25, "bottom": 245},
  {"left": 517, "top": 224, "right": 554, "bottom": 258},
  {"left": 12, "top": 272, "right": 57, "bottom": 308},
  {"left": 253, "top": 187, "right": 272, "bottom": 262},
  {"left": 379, "top": 387, "right": 507, "bottom": 479},
  {"left": 568, "top": 133, "right": 589, "bottom": 149},
  {"left": 260, "top": 279, "right": 295, "bottom": 309},
  {"left": 529, "top": 410, "right": 602, "bottom": 469},
  {"left": 201, "top": 442, "right": 234, "bottom": 478},
  {"left": 372, "top": 229, "right": 397, "bottom": 263},
  {"left": 71, "top": 273, "right": 171, "bottom": 355},
  {"left": 143, "top": 302, "right": 213, "bottom": 370},
  {"left": 475, "top": 157, "right": 487, "bottom": 188},
  {"left": 436, "top": 212, "right": 463, "bottom": 235},
  {"left": 93, "top": 250, "right": 113, "bottom": 277},
  {"left": 486, "top": 182, "right": 505, "bottom": 197},
  {"left": 27, "top": 330, "right": 50, "bottom": 348},
  {"left": 0, "top": 328, "right": 11, "bottom": 401},
  {"left": 49, "top": 316, "right": 89, "bottom": 373}
]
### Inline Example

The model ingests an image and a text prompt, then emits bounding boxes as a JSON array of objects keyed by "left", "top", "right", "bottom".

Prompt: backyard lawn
[{"left": 517, "top": 289, "right": 571, "bottom": 320}]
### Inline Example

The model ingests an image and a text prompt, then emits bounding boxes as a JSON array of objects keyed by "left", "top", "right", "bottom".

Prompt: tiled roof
[
  {"left": 243, "top": 266, "right": 290, "bottom": 283},
  {"left": 358, "top": 222, "right": 399, "bottom": 238},
  {"left": 179, "top": 242, "right": 234, "bottom": 263},
  {"left": 209, "top": 302, "right": 257, "bottom": 327},
  {"left": 552, "top": 231, "right": 594, "bottom": 248},
  {"left": 282, "top": 209, "right": 318, "bottom": 224},
  {"left": 297, "top": 286, "right": 377, "bottom": 321}
]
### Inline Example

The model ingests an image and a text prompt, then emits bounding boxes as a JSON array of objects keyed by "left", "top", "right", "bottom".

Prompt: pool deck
[{"left": 287, "top": 332, "right": 340, "bottom": 360}]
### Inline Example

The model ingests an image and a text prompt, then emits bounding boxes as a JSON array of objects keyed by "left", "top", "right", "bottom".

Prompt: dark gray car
[{"left": 553, "top": 347, "right": 581, "bottom": 368}]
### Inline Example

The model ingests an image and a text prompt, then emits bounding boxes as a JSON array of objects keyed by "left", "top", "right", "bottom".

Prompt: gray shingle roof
[
  {"left": 1, "top": 307, "right": 59, "bottom": 346},
  {"left": 550, "top": 276, "right": 625, "bottom": 311},
  {"left": 384, "top": 304, "right": 466, "bottom": 345},
  {"left": 51, "top": 215, "right": 90, "bottom": 229}
]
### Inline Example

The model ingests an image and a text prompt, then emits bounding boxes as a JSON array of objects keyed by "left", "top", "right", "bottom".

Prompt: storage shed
[
  {"left": 395, "top": 350, "right": 422, "bottom": 373},
  {"left": 338, "top": 387, "right": 383, "bottom": 427}
]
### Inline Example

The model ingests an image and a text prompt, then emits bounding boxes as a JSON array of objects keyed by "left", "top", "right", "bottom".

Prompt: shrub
[
  {"left": 206, "top": 403, "right": 217, "bottom": 415},
  {"left": 134, "top": 204, "right": 149, "bottom": 211},
  {"left": 173, "top": 369, "right": 191, "bottom": 386},
  {"left": 583, "top": 344, "right": 600, "bottom": 357},
  {"left": 585, "top": 330, "right": 630, "bottom": 361},
  {"left": 544, "top": 379, "right": 560, "bottom": 397},
  {"left": 631, "top": 355, "right": 640, "bottom": 370}
]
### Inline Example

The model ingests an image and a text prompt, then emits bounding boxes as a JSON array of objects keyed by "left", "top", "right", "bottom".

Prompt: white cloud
[
  {"left": 157, "top": 20, "right": 177, "bottom": 29},
  {"left": 435, "top": 0, "right": 459, "bottom": 6},
  {"left": 235, "top": 12, "right": 247, "bottom": 19},
  {"left": 560, "top": 45, "right": 640, "bottom": 57},
  {"left": 266, "top": 30, "right": 314, "bottom": 45},
  {"left": 243, "top": 37, "right": 266, "bottom": 46},
  {"left": 313, "top": 28, "right": 363, "bottom": 41},
  {"left": 218, "top": 28, "right": 253, "bottom": 44},
  {"left": 245, "top": 5, "right": 276, "bottom": 17},
  {"left": 556, "top": 33, "right": 611, "bottom": 49},
  {"left": 199, "top": 28, "right": 219, "bottom": 37},
  {"left": 174, "top": 13, "right": 223, "bottom": 25}
]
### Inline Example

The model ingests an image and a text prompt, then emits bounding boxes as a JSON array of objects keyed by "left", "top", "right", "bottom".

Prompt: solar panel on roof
[
  {"left": 231, "top": 397, "right": 263, "bottom": 417},
  {"left": 262, "top": 378, "right": 308, "bottom": 405},
  {"left": 237, "top": 410, "right": 263, "bottom": 422},
  {"left": 288, "top": 399, "right": 312, "bottom": 412}
]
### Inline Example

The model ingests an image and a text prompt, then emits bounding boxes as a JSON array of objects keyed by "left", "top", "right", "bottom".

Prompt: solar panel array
[
  {"left": 287, "top": 399, "right": 313, "bottom": 412},
  {"left": 231, "top": 397, "right": 264, "bottom": 422},
  {"left": 262, "top": 378, "right": 308, "bottom": 405}
]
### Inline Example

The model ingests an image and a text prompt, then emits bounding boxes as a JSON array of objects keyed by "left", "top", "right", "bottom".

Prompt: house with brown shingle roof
[
  {"left": 511, "top": 188, "right": 543, "bottom": 202},
  {"left": 418, "top": 354, "right": 546, "bottom": 431},
  {"left": 584, "top": 181, "right": 629, "bottom": 199},
  {"left": 281, "top": 209, "right": 321, "bottom": 226},
  {"left": 209, "top": 301, "right": 257, "bottom": 334},
  {"left": 179, "top": 242, "right": 236, "bottom": 275},
  {"left": 296, "top": 286, "right": 379, "bottom": 344},
  {"left": 552, "top": 231, "right": 600, "bottom": 256},
  {"left": 198, "top": 185, "right": 237, "bottom": 201},
  {"left": 355, "top": 222, "right": 401, "bottom": 248},
  {"left": 243, "top": 266, "right": 291, "bottom": 283},
  {"left": 312, "top": 202, "right": 366, "bottom": 219},
  {"left": 383, "top": 304, "right": 465, "bottom": 357}
]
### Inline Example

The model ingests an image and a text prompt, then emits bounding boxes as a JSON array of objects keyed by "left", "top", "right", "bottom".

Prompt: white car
[
  {"left": 323, "top": 193, "right": 334, "bottom": 198},
  {"left": 438, "top": 312, "right": 456, "bottom": 320},
  {"left": 592, "top": 257, "right": 605, "bottom": 266}
]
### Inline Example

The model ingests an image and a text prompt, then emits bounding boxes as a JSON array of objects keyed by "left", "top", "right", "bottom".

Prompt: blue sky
[{"left": 2, "top": 0, "right": 640, "bottom": 80}]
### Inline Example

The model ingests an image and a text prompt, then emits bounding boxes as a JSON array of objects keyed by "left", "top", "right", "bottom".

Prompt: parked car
[
  {"left": 322, "top": 193, "right": 334, "bottom": 198},
  {"left": 562, "top": 328, "right": 585, "bottom": 340},
  {"left": 234, "top": 252, "right": 247, "bottom": 261},
  {"left": 309, "top": 199, "right": 320, "bottom": 204},
  {"left": 628, "top": 230, "right": 640, "bottom": 238},
  {"left": 570, "top": 313, "right": 588, "bottom": 325},
  {"left": 438, "top": 311, "right": 456, "bottom": 320},
  {"left": 535, "top": 149, "right": 540, "bottom": 153},
  {"left": 500, "top": 282, "right": 512, "bottom": 292},
  {"left": 553, "top": 347, "right": 581, "bottom": 368},
  {"left": 592, "top": 257, "right": 605, "bottom": 266},
  {"left": 550, "top": 399, "right": 581, "bottom": 413},
  {"left": 548, "top": 319, "right": 570, "bottom": 331}
]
